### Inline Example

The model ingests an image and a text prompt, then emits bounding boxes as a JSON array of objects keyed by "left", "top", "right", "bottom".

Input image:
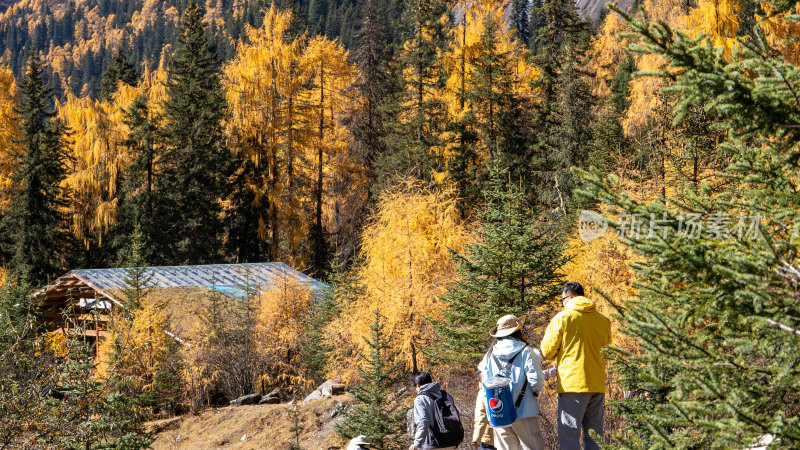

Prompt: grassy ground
[
  {"left": 147, "top": 394, "right": 354, "bottom": 449},
  {"left": 146, "top": 376, "right": 620, "bottom": 449}
]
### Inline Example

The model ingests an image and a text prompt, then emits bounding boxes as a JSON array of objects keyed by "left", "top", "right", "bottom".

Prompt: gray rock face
[{"left": 575, "top": 0, "right": 636, "bottom": 21}]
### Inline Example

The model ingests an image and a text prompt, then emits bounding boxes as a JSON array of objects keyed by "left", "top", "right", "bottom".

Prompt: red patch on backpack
[{"left": 489, "top": 398, "right": 498, "bottom": 409}]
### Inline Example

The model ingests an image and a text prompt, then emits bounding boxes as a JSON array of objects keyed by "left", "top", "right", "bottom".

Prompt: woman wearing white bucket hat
[{"left": 478, "top": 314, "right": 546, "bottom": 450}]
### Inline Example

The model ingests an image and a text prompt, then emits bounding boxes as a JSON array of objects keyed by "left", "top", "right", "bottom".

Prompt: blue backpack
[{"left": 482, "top": 348, "right": 530, "bottom": 428}]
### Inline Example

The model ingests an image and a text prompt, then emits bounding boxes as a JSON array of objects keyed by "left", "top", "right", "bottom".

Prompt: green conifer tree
[
  {"left": 429, "top": 164, "right": 566, "bottom": 368},
  {"left": 337, "top": 309, "right": 407, "bottom": 449},
  {"left": 54, "top": 341, "right": 153, "bottom": 449},
  {"left": 527, "top": 0, "right": 594, "bottom": 213},
  {"left": 375, "top": 0, "right": 449, "bottom": 185},
  {"left": 511, "top": 0, "right": 531, "bottom": 45},
  {"left": 302, "top": 263, "right": 365, "bottom": 384},
  {"left": 308, "top": 0, "right": 329, "bottom": 35},
  {"left": 159, "top": 0, "right": 230, "bottom": 264},
  {"left": 579, "top": 5, "right": 800, "bottom": 446},
  {"left": 350, "top": 0, "right": 400, "bottom": 187},
  {"left": 99, "top": 47, "right": 138, "bottom": 101},
  {"left": 0, "top": 278, "right": 59, "bottom": 447},
  {"left": 1, "top": 52, "right": 72, "bottom": 286},
  {"left": 119, "top": 223, "right": 153, "bottom": 313},
  {"left": 115, "top": 95, "right": 161, "bottom": 263}
]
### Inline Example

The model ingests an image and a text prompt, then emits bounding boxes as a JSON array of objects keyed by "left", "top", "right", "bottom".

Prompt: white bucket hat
[
  {"left": 489, "top": 314, "right": 526, "bottom": 338},
  {"left": 347, "top": 435, "right": 372, "bottom": 450}
]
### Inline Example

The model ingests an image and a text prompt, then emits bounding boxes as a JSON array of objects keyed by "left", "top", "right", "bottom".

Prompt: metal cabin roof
[{"left": 67, "top": 262, "right": 325, "bottom": 298}]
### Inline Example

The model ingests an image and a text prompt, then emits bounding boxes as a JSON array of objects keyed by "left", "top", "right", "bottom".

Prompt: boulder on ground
[
  {"left": 258, "top": 388, "right": 282, "bottom": 404},
  {"left": 304, "top": 379, "right": 347, "bottom": 403},
  {"left": 230, "top": 393, "right": 261, "bottom": 407},
  {"left": 259, "top": 396, "right": 281, "bottom": 404}
]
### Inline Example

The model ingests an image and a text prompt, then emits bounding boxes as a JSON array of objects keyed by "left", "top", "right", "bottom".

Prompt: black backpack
[{"left": 420, "top": 390, "right": 464, "bottom": 448}]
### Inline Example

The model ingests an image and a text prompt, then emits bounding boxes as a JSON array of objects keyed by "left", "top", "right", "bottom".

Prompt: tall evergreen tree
[
  {"left": 429, "top": 164, "right": 565, "bottom": 368},
  {"left": 580, "top": 5, "right": 800, "bottom": 446},
  {"left": 1, "top": 52, "right": 71, "bottom": 285},
  {"left": 528, "top": 0, "right": 594, "bottom": 214},
  {"left": 222, "top": 158, "right": 269, "bottom": 263},
  {"left": 159, "top": 0, "right": 230, "bottom": 264},
  {"left": 99, "top": 48, "right": 138, "bottom": 101},
  {"left": 308, "top": 0, "right": 329, "bottom": 35},
  {"left": 115, "top": 96, "right": 161, "bottom": 262},
  {"left": 590, "top": 52, "right": 633, "bottom": 180},
  {"left": 337, "top": 309, "right": 407, "bottom": 448},
  {"left": 375, "top": 0, "right": 449, "bottom": 185},
  {"left": 350, "top": 0, "right": 400, "bottom": 189}
]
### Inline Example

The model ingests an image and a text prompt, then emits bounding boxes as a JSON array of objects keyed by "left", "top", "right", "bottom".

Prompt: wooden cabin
[{"left": 34, "top": 262, "right": 325, "bottom": 350}]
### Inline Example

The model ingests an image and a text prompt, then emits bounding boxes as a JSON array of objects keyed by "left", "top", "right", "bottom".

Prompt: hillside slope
[
  {"left": 0, "top": 0, "right": 629, "bottom": 99},
  {"left": 0, "top": 0, "right": 364, "bottom": 97},
  {"left": 147, "top": 395, "right": 355, "bottom": 449}
]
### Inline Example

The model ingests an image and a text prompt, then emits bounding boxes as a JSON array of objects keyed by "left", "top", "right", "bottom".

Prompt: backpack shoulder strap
[
  {"left": 491, "top": 347, "right": 524, "bottom": 376},
  {"left": 514, "top": 346, "right": 537, "bottom": 408},
  {"left": 515, "top": 377, "right": 529, "bottom": 408},
  {"left": 420, "top": 391, "right": 438, "bottom": 401}
]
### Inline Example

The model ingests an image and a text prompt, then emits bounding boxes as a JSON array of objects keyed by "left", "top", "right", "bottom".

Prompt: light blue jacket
[{"left": 478, "top": 338, "right": 545, "bottom": 419}]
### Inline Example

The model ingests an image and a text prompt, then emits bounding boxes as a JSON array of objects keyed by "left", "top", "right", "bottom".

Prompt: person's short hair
[
  {"left": 414, "top": 371, "right": 432, "bottom": 386},
  {"left": 561, "top": 281, "right": 584, "bottom": 297}
]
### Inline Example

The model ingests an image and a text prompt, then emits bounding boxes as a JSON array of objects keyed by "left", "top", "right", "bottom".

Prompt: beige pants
[{"left": 493, "top": 416, "right": 546, "bottom": 450}]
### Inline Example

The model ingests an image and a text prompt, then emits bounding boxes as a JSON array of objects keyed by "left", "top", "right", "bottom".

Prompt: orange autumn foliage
[
  {"left": 758, "top": 2, "right": 800, "bottom": 66},
  {"left": 253, "top": 275, "right": 316, "bottom": 394},
  {"left": 0, "top": 67, "right": 20, "bottom": 214},
  {"left": 324, "top": 181, "right": 468, "bottom": 382}
]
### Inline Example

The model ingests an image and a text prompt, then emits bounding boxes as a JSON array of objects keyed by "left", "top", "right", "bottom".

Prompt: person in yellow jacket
[{"left": 541, "top": 282, "right": 611, "bottom": 450}]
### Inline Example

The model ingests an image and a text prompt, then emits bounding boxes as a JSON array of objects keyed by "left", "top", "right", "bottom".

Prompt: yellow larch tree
[
  {"left": 686, "top": 0, "right": 741, "bottom": 57},
  {"left": 57, "top": 66, "right": 166, "bottom": 249},
  {"left": 440, "top": 0, "right": 536, "bottom": 169},
  {"left": 443, "top": 0, "right": 536, "bottom": 114},
  {"left": 253, "top": 275, "right": 315, "bottom": 395},
  {"left": 225, "top": 7, "right": 364, "bottom": 269},
  {"left": 58, "top": 92, "right": 123, "bottom": 248},
  {"left": 324, "top": 181, "right": 468, "bottom": 381},
  {"left": 394, "top": 0, "right": 451, "bottom": 174},
  {"left": 0, "top": 67, "right": 21, "bottom": 214},
  {"left": 301, "top": 35, "right": 360, "bottom": 271},
  {"left": 224, "top": 5, "right": 307, "bottom": 264},
  {"left": 623, "top": 0, "right": 688, "bottom": 135},
  {"left": 57, "top": 82, "right": 141, "bottom": 248},
  {"left": 758, "top": 2, "right": 800, "bottom": 66},
  {"left": 96, "top": 293, "right": 177, "bottom": 416},
  {"left": 137, "top": 65, "right": 170, "bottom": 118},
  {"left": 588, "top": 12, "right": 631, "bottom": 98}
]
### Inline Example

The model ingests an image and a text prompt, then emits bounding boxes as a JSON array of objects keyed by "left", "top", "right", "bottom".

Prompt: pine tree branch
[
  {"left": 645, "top": 304, "right": 771, "bottom": 375},
  {"left": 765, "top": 319, "right": 800, "bottom": 337}
]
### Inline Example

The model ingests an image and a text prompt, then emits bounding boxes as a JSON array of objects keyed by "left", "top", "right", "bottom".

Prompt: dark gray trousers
[{"left": 557, "top": 392, "right": 604, "bottom": 450}]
